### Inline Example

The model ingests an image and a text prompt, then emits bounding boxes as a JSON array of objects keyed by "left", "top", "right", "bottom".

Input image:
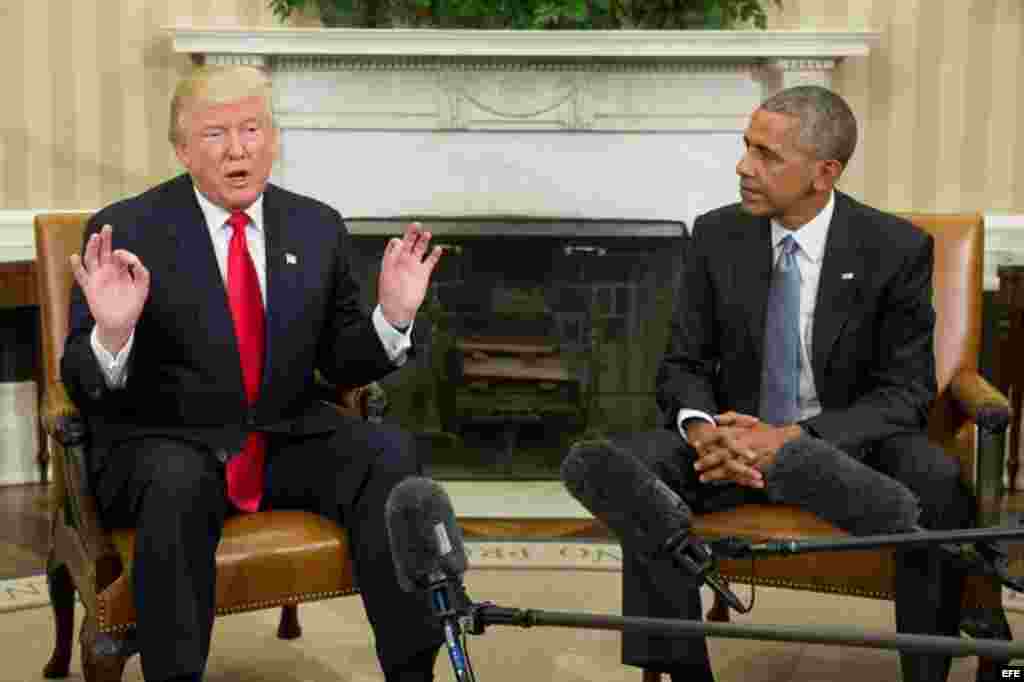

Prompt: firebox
[{"left": 345, "top": 217, "right": 686, "bottom": 480}]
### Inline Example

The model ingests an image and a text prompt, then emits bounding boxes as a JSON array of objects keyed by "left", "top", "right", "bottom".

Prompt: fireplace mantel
[
  {"left": 163, "top": 26, "right": 886, "bottom": 228},
  {"left": 168, "top": 27, "right": 879, "bottom": 61},
  {"left": 167, "top": 27, "right": 879, "bottom": 133}
]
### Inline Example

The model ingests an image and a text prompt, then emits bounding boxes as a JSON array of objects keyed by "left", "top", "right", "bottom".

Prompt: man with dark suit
[
  {"left": 61, "top": 65, "right": 445, "bottom": 682},
  {"left": 616, "top": 86, "right": 973, "bottom": 682}
]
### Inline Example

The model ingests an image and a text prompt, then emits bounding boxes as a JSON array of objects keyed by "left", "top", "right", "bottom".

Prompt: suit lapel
[
  {"left": 736, "top": 216, "right": 775, "bottom": 357},
  {"left": 811, "top": 193, "right": 862, "bottom": 396},
  {"left": 166, "top": 177, "right": 246, "bottom": 397},
  {"left": 261, "top": 186, "right": 300, "bottom": 394}
]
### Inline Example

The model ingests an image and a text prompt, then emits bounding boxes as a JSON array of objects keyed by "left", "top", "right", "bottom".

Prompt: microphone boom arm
[
  {"left": 710, "top": 525, "right": 1024, "bottom": 558},
  {"left": 461, "top": 601, "right": 1024, "bottom": 660}
]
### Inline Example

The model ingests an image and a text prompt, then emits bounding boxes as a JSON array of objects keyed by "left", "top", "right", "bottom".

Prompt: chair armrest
[
  {"left": 314, "top": 370, "right": 388, "bottom": 422},
  {"left": 41, "top": 383, "right": 119, "bottom": 566},
  {"left": 337, "top": 382, "right": 388, "bottom": 423},
  {"left": 949, "top": 368, "right": 1011, "bottom": 433},
  {"left": 40, "top": 381, "right": 79, "bottom": 439}
]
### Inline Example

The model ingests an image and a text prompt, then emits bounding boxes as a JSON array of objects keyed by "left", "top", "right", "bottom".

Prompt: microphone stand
[
  {"left": 429, "top": 579, "right": 477, "bottom": 682},
  {"left": 708, "top": 525, "right": 1024, "bottom": 558},
  {"left": 459, "top": 601, "right": 1024, "bottom": 660}
]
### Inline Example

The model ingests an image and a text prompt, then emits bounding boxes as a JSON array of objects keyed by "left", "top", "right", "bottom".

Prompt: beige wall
[{"left": 1, "top": 0, "right": 1021, "bottom": 213}]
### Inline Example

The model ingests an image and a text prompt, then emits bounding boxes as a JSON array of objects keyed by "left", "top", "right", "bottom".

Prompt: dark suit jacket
[
  {"left": 655, "top": 191, "right": 937, "bottom": 455},
  {"left": 61, "top": 174, "right": 400, "bottom": 462}
]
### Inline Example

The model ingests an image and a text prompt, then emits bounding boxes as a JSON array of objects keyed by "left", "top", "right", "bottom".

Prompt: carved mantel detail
[{"left": 168, "top": 28, "right": 879, "bottom": 132}]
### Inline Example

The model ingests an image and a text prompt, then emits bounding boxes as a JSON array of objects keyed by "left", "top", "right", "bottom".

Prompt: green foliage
[{"left": 266, "top": 0, "right": 780, "bottom": 29}]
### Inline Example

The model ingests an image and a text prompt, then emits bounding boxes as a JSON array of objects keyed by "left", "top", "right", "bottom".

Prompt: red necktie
[{"left": 225, "top": 210, "right": 265, "bottom": 512}]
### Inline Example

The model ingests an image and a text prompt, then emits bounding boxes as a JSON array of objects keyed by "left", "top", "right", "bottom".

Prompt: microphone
[
  {"left": 383, "top": 474, "right": 1024, "bottom": 662},
  {"left": 560, "top": 439, "right": 748, "bottom": 613},
  {"left": 385, "top": 477, "right": 475, "bottom": 681},
  {"left": 761, "top": 435, "right": 922, "bottom": 535},
  {"left": 704, "top": 436, "right": 1024, "bottom": 591}
]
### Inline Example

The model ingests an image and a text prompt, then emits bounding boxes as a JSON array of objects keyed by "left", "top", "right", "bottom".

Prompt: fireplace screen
[{"left": 345, "top": 217, "right": 686, "bottom": 480}]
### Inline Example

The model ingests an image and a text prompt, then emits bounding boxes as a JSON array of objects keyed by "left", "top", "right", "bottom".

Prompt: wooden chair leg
[
  {"left": 38, "top": 432, "right": 50, "bottom": 483},
  {"left": 43, "top": 558, "right": 75, "bottom": 678},
  {"left": 962, "top": 576, "right": 1014, "bottom": 682},
  {"left": 277, "top": 604, "right": 302, "bottom": 639},
  {"left": 79, "top": 620, "right": 129, "bottom": 682},
  {"left": 706, "top": 592, "right": 732, "bottom": 623}
]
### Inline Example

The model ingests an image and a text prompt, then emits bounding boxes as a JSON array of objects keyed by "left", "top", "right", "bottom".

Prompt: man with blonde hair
[{"left": 63, "top": 64, "right": 445, "bottom": 682}]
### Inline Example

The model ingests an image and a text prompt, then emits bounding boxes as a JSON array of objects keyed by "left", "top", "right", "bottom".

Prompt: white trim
[
  {"left": 0, "top": 210, "right": 93, "bottom": 264},
  {"left": 166, "top": 27, "right": 881, "bottom": 61},
  {"left": 984, "top": 213, "right": 1024, "bottom": 291},
  {"left": 0, "top": 211, "right": 42, "bottom": 264}
]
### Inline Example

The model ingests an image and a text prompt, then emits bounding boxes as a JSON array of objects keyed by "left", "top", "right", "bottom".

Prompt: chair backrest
[
  {"left": 34, "top": 212, "right": 91, "bottom": 389},
  {"left": 897, "top": 213, "right": 983, "bottom": 442},
  {"left": 31, "top": 211, "right": 983, "bottom": 427}
]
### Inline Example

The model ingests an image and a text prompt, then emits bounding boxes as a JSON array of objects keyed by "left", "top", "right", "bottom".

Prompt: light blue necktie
[{"left": 758, "top": 235, "right": 801, "bottom": 425}]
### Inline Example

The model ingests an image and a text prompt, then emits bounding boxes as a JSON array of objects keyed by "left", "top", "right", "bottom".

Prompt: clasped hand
[{"left": 690, "top": 412, "right": 801, "bottom": 489}]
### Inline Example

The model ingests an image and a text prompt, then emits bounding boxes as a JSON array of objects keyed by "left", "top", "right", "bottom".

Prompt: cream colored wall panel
[
  {"left": 72, "top": 0, "right": 103, "bottom": 206},
  {"left": 909, "top": 4, "right": 942, "bottom": 212},
  {"left": 1, "top": 0, "right": 1022, "bottom": 214},
  {"left": 104, "top": 0, "right": 132, "bottom": 201},
  {"left": 925, "top": 0, "right": 969, "bottom": 211},
  {"left": 23, "top": 1, "right": 55, "bottom": 207},
  {"left": 959, "top": 0, "right": 998, "bottom": 213},
  {"left": 0, "top": 2, "right": 23, "bottom": 206},
  {"left": 984, "top": 1, "right": 1024, "bottom": 212}
]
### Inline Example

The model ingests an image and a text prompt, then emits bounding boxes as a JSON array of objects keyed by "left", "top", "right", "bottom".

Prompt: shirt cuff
[
  {"left": 373, "top": 304, "right": 413, "bottom": 366},
  {"left": 677, "top": 408, "right": 715, "bottom": 443},
  {"left": 90, "top": 326, "right": 134, "bottom": 389}
]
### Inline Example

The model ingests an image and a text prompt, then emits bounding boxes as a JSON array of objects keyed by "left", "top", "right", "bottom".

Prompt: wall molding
[
  {"left": 0, "top": 210, "right": 93, "bottom": 264},
  {"left": 4, "top": 210, "right": 1023, "bottom": 291},
  {"left": 167, "top": 27, "right": 881, "bottom": 62},
  {"left": 985, "top": 213, "right": 1024, "bottom": 291}
]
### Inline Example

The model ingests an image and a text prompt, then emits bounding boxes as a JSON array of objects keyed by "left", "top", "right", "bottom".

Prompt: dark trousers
[
  {"left": 91, "top": 416, "right": 444, "bottom": 681},
  {"left": 617, "top": 428, "right": 973, "bottom": 682}
]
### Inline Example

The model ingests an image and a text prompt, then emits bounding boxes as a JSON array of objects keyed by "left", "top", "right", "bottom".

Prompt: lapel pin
[
  {"left": 286, "top": 253, "right": 298, "bottom": 265},
  {"left": 841, "top": 272, "right": 855, "bottom": 280}
]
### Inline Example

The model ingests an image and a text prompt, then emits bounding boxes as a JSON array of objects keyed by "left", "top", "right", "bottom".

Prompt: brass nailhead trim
[
  {"left": 99, "top": 587, "right": 361, "bottom": 635},
  {"left": 721, "top": 574, "right": 890, "bottom": 600}
]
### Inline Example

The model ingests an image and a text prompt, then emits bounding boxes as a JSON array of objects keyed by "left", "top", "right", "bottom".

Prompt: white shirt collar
[
  {"left": 770, "top": 191, "right": 835, "bottom": 263},
  {"left": 191, "top": 184, "right": 265, "bottom": 235}
]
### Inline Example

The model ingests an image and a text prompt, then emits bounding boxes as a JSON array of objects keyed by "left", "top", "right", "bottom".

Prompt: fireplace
[
  {"left": 345, "top": 217, "right": 683, "bottom": 479},
  {"left": 166, "top": 26, "right": 878, "bottom": 478}
]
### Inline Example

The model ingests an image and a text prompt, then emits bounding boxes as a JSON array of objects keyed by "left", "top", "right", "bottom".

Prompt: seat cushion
[
  {"left": 98, "top": 510, "right": 357, "bottom": 633},
  {"left": 692, "top": 504, "right": 898, "bottom": 599}
]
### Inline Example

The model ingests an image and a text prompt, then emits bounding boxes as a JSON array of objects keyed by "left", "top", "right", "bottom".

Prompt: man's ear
[
  {"left": 174, "top": 141, "right": 191, "bottom": 170},
  {"left": 813, "top": 159, "right": 844, "bottom": 192}
]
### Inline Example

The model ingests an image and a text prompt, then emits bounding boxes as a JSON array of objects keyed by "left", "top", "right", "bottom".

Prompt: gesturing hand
[
  {"left": 377, "top": 222, "right": 443, "bottom": 328},
  {"left": 69, "top": 224, "right": 150, "bottom": 354}
]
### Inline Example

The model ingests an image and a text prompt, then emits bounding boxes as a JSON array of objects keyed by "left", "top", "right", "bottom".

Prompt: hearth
[{"left": 345, "top": 216, "right": 685, "bottom": 480}]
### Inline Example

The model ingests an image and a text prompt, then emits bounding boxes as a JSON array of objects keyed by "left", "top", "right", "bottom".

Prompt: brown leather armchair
[
  {"left": 642, "top": 213, "right": 1013, "bottom": 682},
  {"left": 34, "top": 212, "right": 371, "bottom": 682}
]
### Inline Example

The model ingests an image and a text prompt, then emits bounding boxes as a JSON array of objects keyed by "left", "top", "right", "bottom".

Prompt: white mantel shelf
[{"left": 167, "top": 27, "right": 880, "bottom": 61}]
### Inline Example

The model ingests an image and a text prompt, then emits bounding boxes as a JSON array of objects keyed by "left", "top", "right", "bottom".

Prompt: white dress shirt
[
  {"left": 678, "top": 191, "right": 835, "bottom": 439},
  {"left": 91, "top": 186, "right": 414, "bottom": 388}
]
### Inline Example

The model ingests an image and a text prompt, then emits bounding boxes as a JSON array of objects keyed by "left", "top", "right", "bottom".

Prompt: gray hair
[
  {"left": 168, "top": 64, "right": 275, "bottom": 145},
  {"left": 759, "top": 85, "right": 858, "bottom": 166}
]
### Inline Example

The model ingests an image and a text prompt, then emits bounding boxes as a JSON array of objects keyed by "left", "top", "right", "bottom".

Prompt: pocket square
[
  {"left": 285, "top": 253, "right": 298, "bottom": 265},
  {"left": 841, "top": 272, "right": 855, "bottom": 280}
]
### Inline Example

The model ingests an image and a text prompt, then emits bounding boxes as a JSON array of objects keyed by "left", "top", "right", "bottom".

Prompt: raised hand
[
  {"left": 69, "top": 224, "right": 150, "bottom": 354},
  {"left": 377, "top": 222, "right": 443, "bottom": 328}
]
